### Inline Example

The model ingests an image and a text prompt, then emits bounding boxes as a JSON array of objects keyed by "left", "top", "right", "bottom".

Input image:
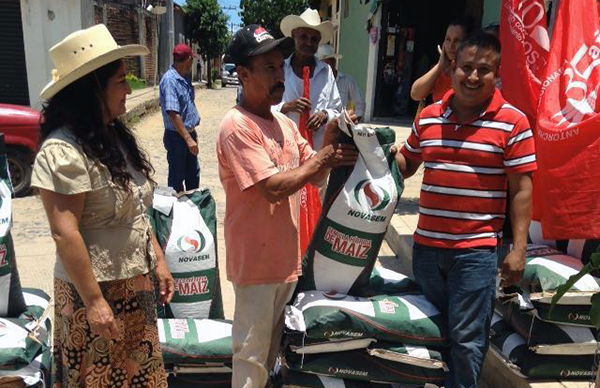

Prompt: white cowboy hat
[
  {"left": 40, "top": 24, "right": 149, "bottom": 100},
  {"left": 317, "top": 44, "right": 343, "bottom": 60},
  {"left": 280, "top": 8, "right": 334, "bottom": 43}
]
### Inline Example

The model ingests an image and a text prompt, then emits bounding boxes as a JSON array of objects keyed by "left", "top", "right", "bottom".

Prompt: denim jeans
[
  {"left": 163, "top": 129, "right": 200, "bottom": 192},
  {"left": 412, "top": 243, "right": 498, "bottom": 388}
]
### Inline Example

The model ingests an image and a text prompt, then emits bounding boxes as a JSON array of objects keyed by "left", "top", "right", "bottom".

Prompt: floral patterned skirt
[{"left": 52, "top": 273, "right": 167, "bottom": 388}]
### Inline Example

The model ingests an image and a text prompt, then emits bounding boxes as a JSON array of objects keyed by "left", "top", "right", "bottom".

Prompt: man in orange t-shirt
[{"left": 217, "top": 25, "right": 358, "bottom": 388}]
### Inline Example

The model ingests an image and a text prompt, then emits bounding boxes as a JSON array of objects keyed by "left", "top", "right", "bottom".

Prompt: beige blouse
[{"left": 31, "top": 127, "right": 157, "bottom": 282}]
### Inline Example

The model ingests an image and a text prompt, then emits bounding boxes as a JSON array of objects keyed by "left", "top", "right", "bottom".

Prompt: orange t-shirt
[
  {"left": 432, "top": 71, "right": 452, "bottom": 102},
  {"left": 216, "top": 106, "right": 316, "bottom": 286}
]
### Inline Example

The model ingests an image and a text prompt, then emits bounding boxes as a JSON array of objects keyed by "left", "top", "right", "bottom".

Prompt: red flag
[
  {"left": 298, "top": 66, "right": 322, "bottom": 253},
  {"left": 536, "top": 0, "right": 600, "bottom": 238},
  {"left": 500, "top": 0, "right": 550, "bottom": 123},
  {"left": 500, "top": 0, "right": 550, "bottom": 221}
]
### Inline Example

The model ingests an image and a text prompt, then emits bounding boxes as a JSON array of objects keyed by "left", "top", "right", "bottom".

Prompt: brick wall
[
  {"left": 143, "top": 16, "right": 157, "bottom": 85},
  {"left": 93, "top": 1, "right": 159, "bottom": 85}
]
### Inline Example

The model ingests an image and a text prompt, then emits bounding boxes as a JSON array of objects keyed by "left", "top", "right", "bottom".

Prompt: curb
[
  {"left": 122, "top": 83, "right": 205, "bottom": 126},
  {"left": 123, "top": 97, "right": 159, "bottom": 127},
  {"left": 384, "top": 220, "right": 414, "bottom": 262}
]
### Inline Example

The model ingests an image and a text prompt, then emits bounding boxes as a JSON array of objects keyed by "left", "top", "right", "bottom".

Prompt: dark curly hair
[{"left": 40, "top": 59, "right": 154, "bottom": 191}]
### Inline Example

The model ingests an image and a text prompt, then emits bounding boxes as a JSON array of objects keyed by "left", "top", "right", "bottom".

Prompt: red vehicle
[{"left": 0, "top": 104, "right": 40, "bottom": 197}]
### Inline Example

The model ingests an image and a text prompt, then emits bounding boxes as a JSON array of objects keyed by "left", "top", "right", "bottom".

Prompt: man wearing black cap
[
  {"left": 159, "top": 43, "right": 201, "bottom": 192},
  {"left": 217, "top": 25, "right": 358, "bottom": 388}
]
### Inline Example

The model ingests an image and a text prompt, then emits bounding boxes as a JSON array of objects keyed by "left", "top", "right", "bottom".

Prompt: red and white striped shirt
[{"left": 400, "top": 89, "right": 537, "bottom": 249}]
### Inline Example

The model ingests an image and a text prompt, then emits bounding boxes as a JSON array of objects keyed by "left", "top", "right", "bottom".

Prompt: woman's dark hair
[
  {"left": 40, "top": 59, "right": 154, "bottom": 190},
  {"left": 448, "top": 15, "right": 476, "bottom": 36}
]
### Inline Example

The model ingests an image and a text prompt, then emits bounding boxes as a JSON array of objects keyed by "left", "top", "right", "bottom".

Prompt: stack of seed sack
[
  {"left": 529, "top": 221, "right": 600, "bottom": 270},
  {"left": 149, "top": 188, "right": 232, "bottom": 387},
  {"left": 0, "top": 154, "right": 53, "bottom": 387},
  {"left": 281, "top": 114, "right": 449, "bottom": 387},
  {"left": 0, "top": 289, "right": 52, "bottom": 387},
  {"left": 491, "top": 244, "right": 599, "bottom": 380}
]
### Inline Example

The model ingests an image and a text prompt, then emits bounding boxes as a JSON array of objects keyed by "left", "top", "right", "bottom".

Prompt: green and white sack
[
  {"left": 0, "top": 151, "right": 26, "bottom": 318},
  {"left": 282, "top": 370, "right": 396, "bottom": 388},
  {"left": 158, "top": 318, "right": 232, "bottom": 367},
  {"left": 521, "top": 245, "right": 600, "bottom": 293},
  {"left": 285, "top": 342, "right": 446, "bottom": 385},
  {"left": 490, "top": 314, "right": 596, "bottom": 380},
  {"left": 0, "top": 288, "right": 51, "bottom": 370},
  {"left": 298, "top": 111, "right": 404, "bottom": 296},
  {"left": 529, "top": 221, "right": 600, "bottom": 267},
  {"left": 285, "top": 291, "right": 447, "bottom": 346},
  {"left": 150, "top": 188, "right": 224, "bottom": 319},
  {"left": 0, "top": 349, "right": 51, "bottom": 387},
  {"left": 495, "top": 300, "right": 597, "bottom": 355},
  {"left": 366, "top": 267, "right": 419, "bottom": 296}
]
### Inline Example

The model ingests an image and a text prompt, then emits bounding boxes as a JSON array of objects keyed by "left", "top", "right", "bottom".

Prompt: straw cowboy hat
[
  {"left": 317, "top": 44, "right": 343, "bottom": 60},
  {"left": 280, "top": 8, "right": 334, "bottom": 43},
  {"left": 40, "top": 24, "right": 149, "bottom": 100}
]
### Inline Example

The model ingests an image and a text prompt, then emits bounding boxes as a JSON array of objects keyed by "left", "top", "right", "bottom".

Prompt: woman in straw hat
[{"left": 31, "top": 24, "right": 172, "bottom": 387}]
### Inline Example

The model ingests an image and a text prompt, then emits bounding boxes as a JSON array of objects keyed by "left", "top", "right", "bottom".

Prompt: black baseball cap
[{"left": 227, "top": 24, "right": 294, "bottom": 65}]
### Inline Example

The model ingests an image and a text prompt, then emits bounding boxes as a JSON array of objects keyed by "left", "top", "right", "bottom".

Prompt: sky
[{"left": 174, "top": 0, "right": 242, "bottom": 29}]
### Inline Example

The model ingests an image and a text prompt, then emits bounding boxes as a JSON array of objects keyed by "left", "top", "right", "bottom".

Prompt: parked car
[
  {"left": 221, "top": 63, "right": 239, "bottom": 87},
  {"left": 0, "top": 104, "right": 40, "bottom": 197}
]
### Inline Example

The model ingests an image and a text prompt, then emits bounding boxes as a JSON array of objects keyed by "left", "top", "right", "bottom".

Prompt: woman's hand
[
  {"left": 155, "top": 260, "right": 175, "bottom": 305},
  {"left": 87, "top": 298, "right": 120, "bottom": 340},
  {"left": 437, "top": 44, "right": 450, "bottom": 72}
]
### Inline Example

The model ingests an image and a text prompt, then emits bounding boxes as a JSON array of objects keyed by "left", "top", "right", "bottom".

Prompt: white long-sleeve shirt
[
  {"left": 274, "top": 55, "right": 342, "bottom": 150},
  {"left": 336, "top": 72, "right": 365, "bottom": 119}
]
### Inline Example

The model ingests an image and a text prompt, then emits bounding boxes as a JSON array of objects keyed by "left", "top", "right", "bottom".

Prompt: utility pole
[{"left": 167, "top": 0, "right": 175, "bottom": 50}]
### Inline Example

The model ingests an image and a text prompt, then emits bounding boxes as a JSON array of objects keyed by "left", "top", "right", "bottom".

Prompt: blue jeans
[
  {"left": 163, "top": 129, "right": 200, "bottom": 192},
  {"left": 412, "top": 243, "right": 497, "bottom": 388}
]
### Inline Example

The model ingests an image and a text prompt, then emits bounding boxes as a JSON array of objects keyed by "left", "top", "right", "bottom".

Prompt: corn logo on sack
[
  {"left": 150, "top": 188, "right": 224, "bottom": 319},
  {"left": 298, "top": 111, "right": 403, "bottom": 296}
]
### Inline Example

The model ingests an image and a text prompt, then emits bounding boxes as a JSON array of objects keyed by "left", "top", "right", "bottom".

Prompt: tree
[
  {"left": 185, "top": 0, "right": 229, "bottom": 86},
  {"left": 239, "top": 0, "right": 319, "bottom": 39}
]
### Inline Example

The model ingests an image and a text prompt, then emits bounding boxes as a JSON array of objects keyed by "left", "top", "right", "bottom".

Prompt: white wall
[
  {"left": 364, "top": 6, "right": 382, "bottom": 122},
  {"left": 20, "top": 0, "right": 84, "bottom": 110}
]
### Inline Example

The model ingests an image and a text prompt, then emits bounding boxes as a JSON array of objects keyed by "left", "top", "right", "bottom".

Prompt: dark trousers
[
  {"left": 163, "top": 129, "right": 200, "bottom": 192},
  {"left": 412, "top": 243, "right": 498, "bottom": 388}
]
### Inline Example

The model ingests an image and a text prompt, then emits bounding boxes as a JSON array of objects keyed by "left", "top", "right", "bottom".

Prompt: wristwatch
[{"left": 321, "top": 110, "right": 329, "bottom": 124}]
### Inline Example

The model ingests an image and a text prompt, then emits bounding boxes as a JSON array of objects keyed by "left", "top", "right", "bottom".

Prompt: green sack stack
[
  {"left": 150, "top": 188, "right": 230, "bottom": 386},
  {"left": 0, "top": 147, "right": 26, "bottom": 318},
  {"left": 493, "top": 244, "right": 600, "bottom": 379},
  {"left": 0, "top": 288, "right": 52, "bottom": 387},
  {"left": 283, "top": 266, "right": 448, "bottom": 386}
]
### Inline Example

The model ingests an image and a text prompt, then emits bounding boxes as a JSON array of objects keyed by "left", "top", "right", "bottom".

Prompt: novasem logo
[
  {"left": 176, "top": 230, "right": 206, "bottom": 253},
  {"left": 353, "top": 180, "right": 391, "bottom": 212}
]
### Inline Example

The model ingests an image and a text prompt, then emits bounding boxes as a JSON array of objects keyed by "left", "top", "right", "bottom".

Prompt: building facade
[{"left": 318, "top": 0, "right": 504, "bottom": 121}]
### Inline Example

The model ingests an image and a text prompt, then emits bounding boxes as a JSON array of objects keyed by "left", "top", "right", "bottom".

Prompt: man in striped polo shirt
[{"left": 396, "top": 33, "right": 536, "bottom": 388}]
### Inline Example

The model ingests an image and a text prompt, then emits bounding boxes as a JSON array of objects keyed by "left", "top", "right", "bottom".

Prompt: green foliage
[
  {"left": 184, "top": 0, "right": 230, "bottom": 59},
  {"left": 590, "top": 293, "right": 600, "bottom": 328},
  {"left": 211, "top": 68, "right": 220, "bottom": 81},
  {"left": 126, "top": 73, "right": 146, "bottom": 90},
  {"left": 239, "top": 0, "right": 311, "bottom": 38},
  {"left": 550, "top": 251, "right": 600, "bottom": 328}
]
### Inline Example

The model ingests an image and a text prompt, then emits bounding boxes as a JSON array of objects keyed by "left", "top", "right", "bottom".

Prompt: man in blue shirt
[{"left": 159, "top": 43, "right": 201, "bottom": 192}]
